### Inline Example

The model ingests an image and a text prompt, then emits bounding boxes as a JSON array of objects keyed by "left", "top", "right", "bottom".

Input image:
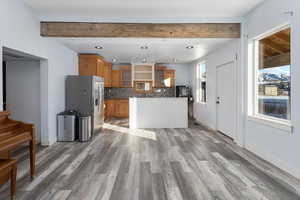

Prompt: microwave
[{"left": 176, "top": 85, "right": 190, "bottom": 97}]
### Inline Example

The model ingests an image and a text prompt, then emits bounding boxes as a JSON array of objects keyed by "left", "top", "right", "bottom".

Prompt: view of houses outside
[
  {"left": 258, "top": 65, "right": 291, "bottom": 120},
  {"left": 200, "top": 62, "right": 207, "bottom": 103},
  {"left": 196, "top": 62, "right": 207, "bottom": 103}
]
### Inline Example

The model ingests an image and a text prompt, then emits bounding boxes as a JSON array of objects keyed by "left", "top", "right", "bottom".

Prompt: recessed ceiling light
[
  {"left": 186, "top": 45, "right": 194, "bottom": 49},
  {"left": 112, "top": 58, "right": 117, "bottom": 63},
  {"left": 140, "top": 46, "right": 149, "bottom": 50},
  {"left": 95, "top": 46, "right": 103, "bottom": 49}
]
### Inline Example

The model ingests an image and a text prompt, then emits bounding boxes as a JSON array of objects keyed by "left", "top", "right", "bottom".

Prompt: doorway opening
[{"left": 2, "top": 47, "right": 48, "bottom": 144}]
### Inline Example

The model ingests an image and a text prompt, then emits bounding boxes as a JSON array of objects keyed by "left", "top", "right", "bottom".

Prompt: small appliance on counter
[
  {"left": 176, "top": 85, "right": 193, "bottom": 102},
  {"left": 176, "top": 85, "right": 189, "bottom": 97}
]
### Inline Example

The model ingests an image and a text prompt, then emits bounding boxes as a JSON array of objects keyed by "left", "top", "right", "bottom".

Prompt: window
[
  {"left": 196, "top": 62, "right": 207, "bottom": 103},
  {"left": 253, "top": 26, "right": 291, "bottom": 121}
]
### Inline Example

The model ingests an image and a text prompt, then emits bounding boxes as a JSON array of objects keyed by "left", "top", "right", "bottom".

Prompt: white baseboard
[
  {"left": 196, "top": 120, "right": 300, "bottom": 180},
  {"left": 246, "top": 143, "right": 300, "bottom": 180},
  {"left": 194, "top": 120, "right": 217, "bottom": 132}
]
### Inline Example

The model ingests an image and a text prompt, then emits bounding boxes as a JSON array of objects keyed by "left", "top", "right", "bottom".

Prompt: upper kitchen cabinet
[
  {"left": 79, "top": 54, "right": 112, "bottom": 87},
  {"left": 112, "top": 70, "right": 132, "bottom": 88},
  {"left": 120, "top": 70, "right": 132, "bottom": 87},
  {"left": 79, "top": 54, "right": 102, "bottom": 76},
  {"left": 133, "top": 65, "right": 153, "bottom": 82},
  {"left": 111, "top": 65, "right": 132, "bottom": 88},
  {"left": 111, "top": 70, "right": 121, "bottom": 87},
  {"left": 155, "top": 66, "right": 166, "bottom": 87},
  {"left": 103, "top": 61, "right": 112, "bottom": 87},
  {"left": 154, "top": 66, "right": 175, "bottom": 88},
  {"left": 164, "top": 69, "right": 175, "bottom": 88}
]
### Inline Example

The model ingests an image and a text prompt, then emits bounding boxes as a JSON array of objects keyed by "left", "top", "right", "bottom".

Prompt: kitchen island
[{"left": 129, "top": 97, "right": 188, "bottom": 129}]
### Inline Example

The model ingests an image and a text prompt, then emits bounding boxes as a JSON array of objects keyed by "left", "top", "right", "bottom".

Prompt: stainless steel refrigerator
[{"left": 65, "top": 76, "right": 104, "bottom": 135}]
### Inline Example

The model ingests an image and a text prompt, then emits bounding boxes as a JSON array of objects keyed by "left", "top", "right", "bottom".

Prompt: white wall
[
  {"left": 242, "top": 0, "right": 300, "bottom": 178},
  {"left": 0, "top": 0, "right": 78, "bottom": 145},
  {"left": 6, "top": 60, "right": 41, "bottom": 142},
  {"left": 191, "top": 0, "right": 300, "bottom": 179},
  {"left": 190, "top": 40, "right": 240, "bottom": 130},
  {"left": 164, "top": 63, "right": 192, "bottom": 86}
]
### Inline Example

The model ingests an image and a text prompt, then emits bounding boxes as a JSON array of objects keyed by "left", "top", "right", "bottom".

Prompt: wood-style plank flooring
[{"left": 1, "top": 118, "right": 300, "bottom": 200}]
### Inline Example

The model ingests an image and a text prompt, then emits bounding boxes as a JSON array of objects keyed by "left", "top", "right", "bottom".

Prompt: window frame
[
  {"left": 250, "top": 24, "right": 292, "bottom": 128},
  {"left": 196, "top": 61, "right": 207, "bottom": 104}
]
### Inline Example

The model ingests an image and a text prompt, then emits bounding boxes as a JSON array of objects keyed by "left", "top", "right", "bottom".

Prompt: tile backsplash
[{"left": 104, "top": 87, "right": 176, "bottom": 99}]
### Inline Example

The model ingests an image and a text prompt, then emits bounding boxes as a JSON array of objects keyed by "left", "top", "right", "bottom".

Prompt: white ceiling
[
  {"left": 59, "top": 38, "right": 235, "bottom": 64},
  {"left": 24, "top": 0, "right": 264, "bottom": 21}
]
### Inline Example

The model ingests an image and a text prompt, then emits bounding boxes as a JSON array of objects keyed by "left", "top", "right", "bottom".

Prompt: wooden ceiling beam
[{"left": 40, "top": 22, "right": 241, "bottom": 38}]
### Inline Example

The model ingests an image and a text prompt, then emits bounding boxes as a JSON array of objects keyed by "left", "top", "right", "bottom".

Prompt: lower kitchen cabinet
[
  {"left": 104, "top": 100, "right": 115, "bottom": 118},
  {"left": 114, "top": 100, "right": 129, "bottom": 118},
  {"left": 104, "top": 99, "right": 129, "bottom": 119}
]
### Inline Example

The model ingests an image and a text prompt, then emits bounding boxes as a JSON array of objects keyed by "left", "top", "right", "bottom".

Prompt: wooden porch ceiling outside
[
  {"left": 260, "top": 28, "right": 291, "bottom": 69},
  {"left": 40, "top": 22, "right": 241, "bottom": 38}
]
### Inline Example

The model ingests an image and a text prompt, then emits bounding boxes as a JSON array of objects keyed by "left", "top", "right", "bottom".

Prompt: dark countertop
[{"left": 104, "top": 87, "right": 176, "bottom": 99}]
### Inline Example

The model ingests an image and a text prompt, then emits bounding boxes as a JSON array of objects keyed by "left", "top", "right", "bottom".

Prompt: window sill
[{"left": 247, "top": 115, "right": 292, "bottom": 133}]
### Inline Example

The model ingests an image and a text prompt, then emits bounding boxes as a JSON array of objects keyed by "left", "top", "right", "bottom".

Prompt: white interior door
[{"left": 216, "top": 62, "right": 235, "bottom": 138}]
